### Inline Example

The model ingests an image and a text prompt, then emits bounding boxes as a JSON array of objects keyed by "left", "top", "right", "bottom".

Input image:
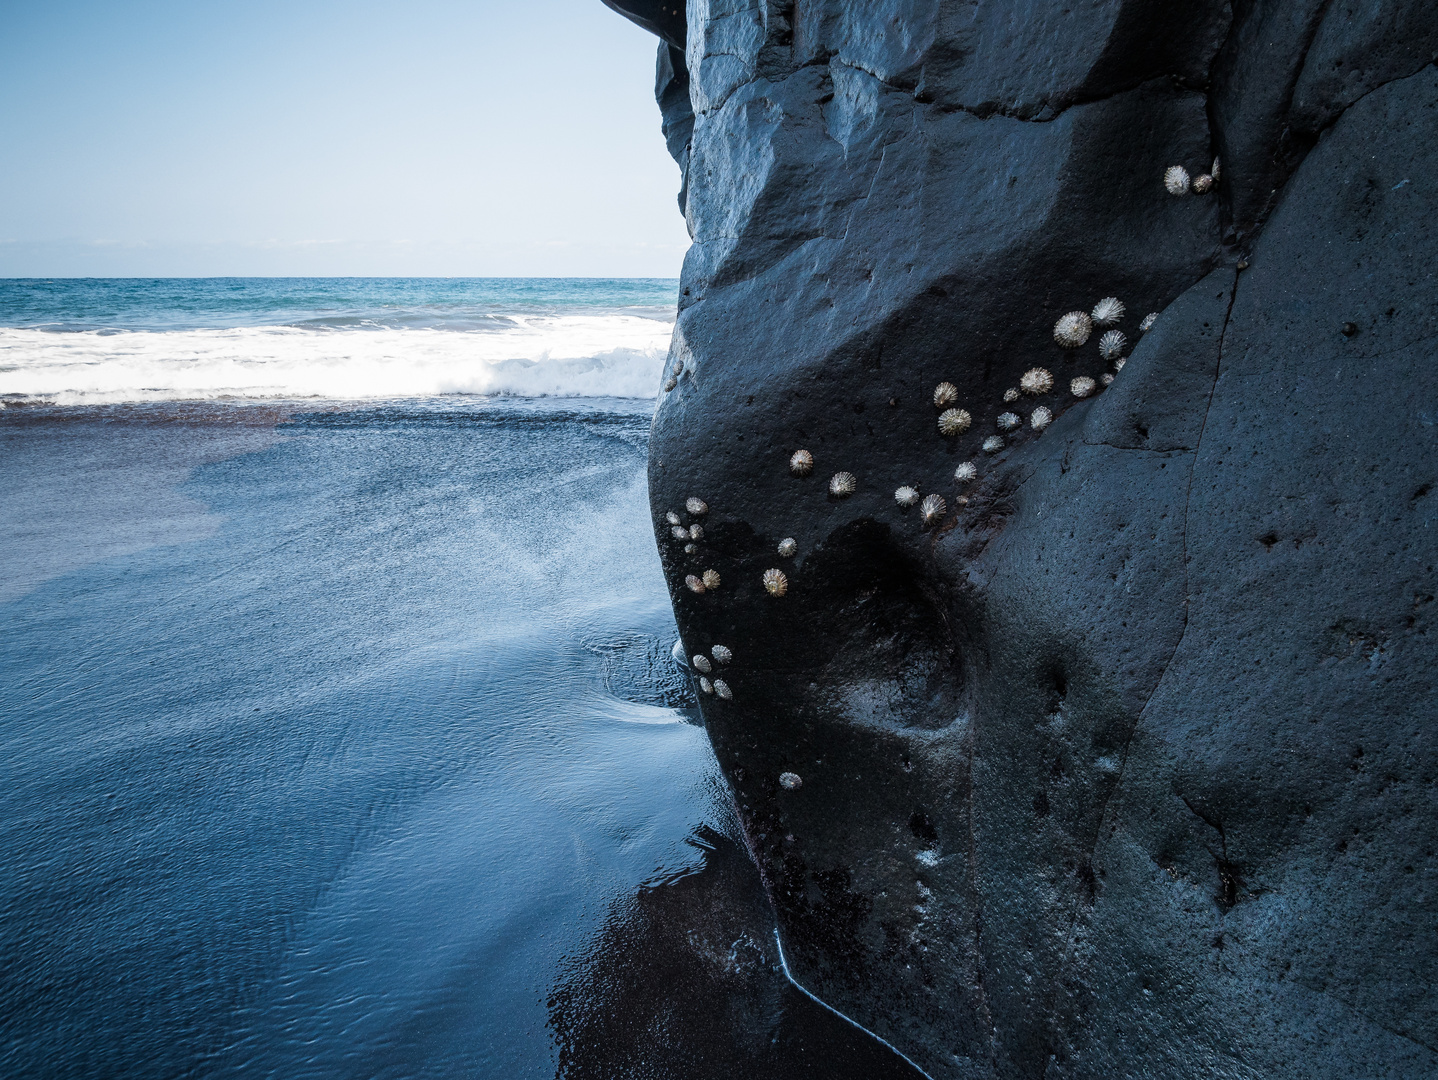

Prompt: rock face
[{"left": 608, "top": 1, "right": 1438, "bottom": 1075}]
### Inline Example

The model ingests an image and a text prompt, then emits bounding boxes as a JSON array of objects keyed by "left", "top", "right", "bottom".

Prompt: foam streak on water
[{"left": 0, "top": 278, "right": 677, "bottom": 405}]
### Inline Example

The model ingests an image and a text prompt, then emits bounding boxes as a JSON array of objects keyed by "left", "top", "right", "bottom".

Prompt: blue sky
[{"left": 0, "top": 0, "right": 688, "bottom": 277}]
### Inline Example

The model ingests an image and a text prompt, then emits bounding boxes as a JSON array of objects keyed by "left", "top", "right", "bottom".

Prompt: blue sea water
[
  {"left": 0, "top": 281, "right": 922, "bottom": 1079},
  {"left": 0, "top": 278, "right": 679, "bottom": 405}
]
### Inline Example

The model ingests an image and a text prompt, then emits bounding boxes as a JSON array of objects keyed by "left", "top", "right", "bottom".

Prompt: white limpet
[
  {"left": 684, "top": 543, "right": 697, "bottom": 554},
  {"left": 690, "top": 524, "right": 704, "bottom": 540},
  {"left": 779, "top": 771, "right": 803, "bottom": 790},
  {"left": 1164, "top": 165, "right": 1191, "bottom": 195},
  {"left": 895, "top": 485, "right": 920, "bottom": 508},
  {"left": 1031, "top": 406, "right": 1053, "bottom": 430},
  {"left": 777, "top": 537, "right": 797, "bottom": 557},
  {"left": 830, "top": 471, "right": 857, "bottom": 497},
  {"left": 666, "top": 511, "right": 681, "bottom": 526},
  {"left": 1101, "top": 373, "right": 1115, "bottom": 386},
  {"left": 1098, "top": 330, "right": 1127, "bottom": 361},
  {"left": 671, "top": 526, "right": 689, "bottom": 541},
  {"left": 1113, "top": 356, "right": 1127, "bottom": 372},
  {"left": 713, "top": 678, "right": 733, "bottom": 701},
  {"left": 692, "top": 654, "right": 713, "bottom": 673},
  {"left": 1053, "top": 311, "right": 1093, "bottom": 348},
  {"left": 921, "top": 493, "right": 947, "bottom": 526},
  {"left": 954, "top": 461, "right": 978, "bottom": 482},
  {"left": 933, "top": 382, "right": 959, "bottom": 408},
  {"left": 711, "top": 645, "right": 732, "bottom": 665},
  {"left": 702, "top": 569, "right": 720, "bottom": 590},
  {"left": 938, "top": 408, "right": 972, "bottom": 436},
  {"left": 1071, "top": 376, "right": 1097, "bottom": 399},
  {"left": 699, "top": 676, "right": 714, "bottom": 695},
  {"left": 763, "top": 568, "right": 789, "bottom": 596},
  {"left": 1211, "top": 157, "right": 1221, "bottom": 182},
  {"left": 664, "top": 377, "right": 677, "bottom": 392},
  {"left": 1139, "top": 312, "right": 1158, "bottom": 332},
  {"left": 685, "top": 574, "right": 706, "bottom": 594},
  {"left": 983, "top": 435, "right": 1004, "bottom": 453},
  {"left": 997, "top": 412, "right": 1020, "bottom": 431},
  {"left": 790, "top": 449, "right": 814, "bottom": 476},
  {"left": 686, "top": 497, "right": 708, "bottom": 515},
  {"left": 1021, "top": 368, "right": 1054, "bottom": 395},
  {"left": 1192, "top": 173, "right": 1213, "bottom": 193},
  {"left": 1092, "top": 297, "right": 1125, "bottom": 326},
  {"left": 1003, "top": 388, "right": 1019, "bottom": 403}
]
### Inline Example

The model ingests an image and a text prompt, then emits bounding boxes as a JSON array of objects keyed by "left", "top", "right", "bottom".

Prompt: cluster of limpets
[
  {"left": 1046, "top": 292, "right": 1160, "bottom": 395},
  {"left": 1164, "top": 157, "right": 1220, "bottom": 196},
  {"left": 662, "top": 496, "right": 726, "bottom": 595},
  {"left": 660, "top": 171, "right": 1192, "bottom": 719},
  {"left": 690, "top": 641, "right": 736, "bottom": 700}
]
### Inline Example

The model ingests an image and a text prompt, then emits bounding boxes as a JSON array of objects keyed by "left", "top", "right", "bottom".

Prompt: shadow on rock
[{"left": 547, "top": 826, "right": 925, "bottom": 1080}]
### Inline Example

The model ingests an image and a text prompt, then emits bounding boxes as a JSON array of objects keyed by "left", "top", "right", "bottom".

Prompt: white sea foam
[{"left": 0, "top": 314, "right": 674, "bottom": 404}]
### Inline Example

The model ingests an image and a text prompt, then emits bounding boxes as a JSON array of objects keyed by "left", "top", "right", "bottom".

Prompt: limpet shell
[
  {"left": 829, "top": 471, "right": 857, "bottom": 497},
  {"left": 686, "top": 497, "right": 708, "bottom": 515},
  {"left": 938, "top": 409, "right": 972, "bottom": 436},
  {"left": 702, "top": 569, "right": 720, "bottom": 590},
  {"left": 777, "top": 537, "right": 797, "bottom": 557},
  {"left": 1053, "top": 312, "right": 1092, "bottom": 348},
  {"left": 895, "top": 485, "right": 920, "bottom": 508},
  {"left": 763, "top": 568, "right": 789, "bottom": 596},
  {"left": 790, "top": 449, "right": 814, "bottom": 476},
  {"left": 933, "top": 382, "right": 959, "bottom": 408},
  {"left": 1020, "top": 368, "right": 1054, "bottom": 395},
  {"left": 921, "top": 493, "right": 946, "bottom": 526},
  {"left": 1098, "top": 330, "right": 1127, "bottom": 361},
  {"left": 1092, "top": 297, "right": 1125, "bottom": 326},
  {"left": 685, "top": 574, "right": 706, "bottom": 594}
]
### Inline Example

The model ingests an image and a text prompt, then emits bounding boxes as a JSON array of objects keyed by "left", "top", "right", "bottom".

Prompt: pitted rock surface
[{"left": 608, "top": 2, "right": 1438, "bottom": 1076}]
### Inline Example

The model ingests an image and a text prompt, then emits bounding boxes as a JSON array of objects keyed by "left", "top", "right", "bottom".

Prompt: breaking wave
[{"left": 0, "top": 315, "right": 674, "bottom": 405}]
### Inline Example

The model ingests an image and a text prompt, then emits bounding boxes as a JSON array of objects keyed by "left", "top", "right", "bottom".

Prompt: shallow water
[{"left": 0, "top": 398, "right": 925, "bottom": 1079}]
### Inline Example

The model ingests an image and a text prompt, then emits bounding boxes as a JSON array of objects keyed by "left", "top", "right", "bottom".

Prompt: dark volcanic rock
[{"left": 607, "top": 2, "right": 1438, "bottom": 1076}]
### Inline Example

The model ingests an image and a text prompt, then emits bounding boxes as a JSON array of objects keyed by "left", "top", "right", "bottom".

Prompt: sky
[{"left": 0, "top": 0, "right": 690, "bottom": 278}]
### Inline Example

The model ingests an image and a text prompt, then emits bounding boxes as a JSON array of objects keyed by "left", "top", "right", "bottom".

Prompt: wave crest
[{"left": 0, "top": 315, "right": 674, "bottom": 405}]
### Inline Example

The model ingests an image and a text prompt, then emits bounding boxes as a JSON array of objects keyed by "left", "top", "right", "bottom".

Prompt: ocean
[{"left": 0, "top": 279, "right": 922, "bottom": 1079}]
